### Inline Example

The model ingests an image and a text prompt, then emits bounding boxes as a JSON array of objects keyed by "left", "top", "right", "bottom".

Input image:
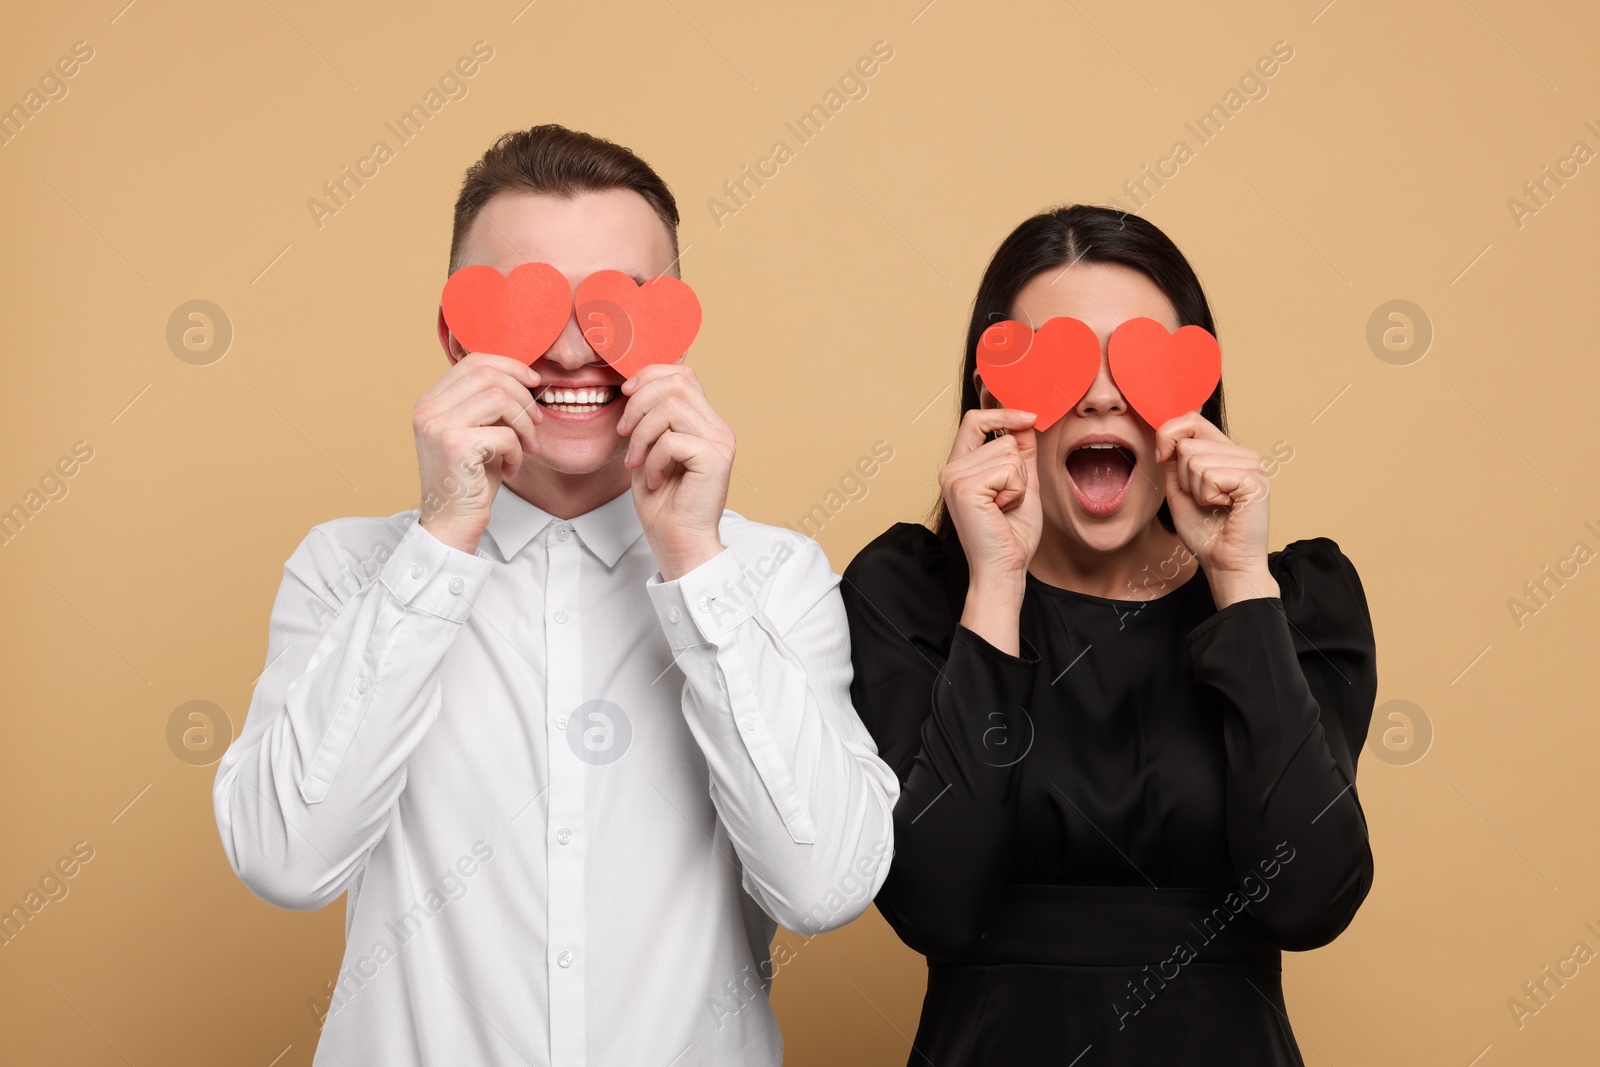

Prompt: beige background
[{"left": 2, "top": 0, "right": 1596, "bottom": 1063}]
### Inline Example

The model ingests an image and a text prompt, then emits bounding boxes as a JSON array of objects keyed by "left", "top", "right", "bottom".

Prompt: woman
[{"left": 841, "top": 205, "right": 1377, "bottom": 1064}]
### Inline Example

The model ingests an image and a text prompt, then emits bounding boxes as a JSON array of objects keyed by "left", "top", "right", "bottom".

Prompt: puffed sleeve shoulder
[
  {"left": 842, "top": 522, "right": 960, "bottom": 626},
  {"left": 1183, "top": 537, "right": 1379, "bottom": 948},
  {"left": 1271, "top": 537, "right": 1374, "bottom": 648},
  {"left": 840, "top": 523, "right": 960, "bottom": 771},
  {"left": 1267, "top": 536, "right": 1379, "bottom": 771},
  {"left": 841, "top": 523, "right": 1043, "bottom": 958}
]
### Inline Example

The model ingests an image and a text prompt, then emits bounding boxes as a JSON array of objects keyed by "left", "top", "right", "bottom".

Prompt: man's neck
[{"left": 505, "top": 461, "right": 632, "bottom": 521}]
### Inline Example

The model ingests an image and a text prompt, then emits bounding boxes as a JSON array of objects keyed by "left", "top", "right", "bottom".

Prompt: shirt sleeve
[
  {"left": 644, "top": 532, "right": 901, "bottom": 936},
  {"left": 839, "top": 524, "right": 1040, "bottom": 960},
  {"left": 1185, "top": 536, "right": 1379, "bottom": 950},
  {"left": 212, "top": 518, "right": 491, "bottom": 911}
]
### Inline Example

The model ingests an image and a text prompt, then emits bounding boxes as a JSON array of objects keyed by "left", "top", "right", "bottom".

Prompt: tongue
[{"left": 1066, "top": 448, "right": 1134, "bottom": 507}]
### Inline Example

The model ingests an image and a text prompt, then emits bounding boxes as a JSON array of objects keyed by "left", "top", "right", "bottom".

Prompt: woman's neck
[{"left": 1027, "top": 520, "right": 1200, "bottom": 603}]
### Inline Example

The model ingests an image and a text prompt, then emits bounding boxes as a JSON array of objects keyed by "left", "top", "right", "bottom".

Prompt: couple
[{"left": 212, "top": 124, "right": 1378, "bottom": 1066}]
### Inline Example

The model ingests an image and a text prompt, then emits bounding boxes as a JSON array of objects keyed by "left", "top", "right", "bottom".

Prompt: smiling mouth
[
  {"left": 535, "top": 385, "right": 621, "bottom": 415},
  {"left": 1065, "top": 442, "right": 1136, "bottom": 516}
]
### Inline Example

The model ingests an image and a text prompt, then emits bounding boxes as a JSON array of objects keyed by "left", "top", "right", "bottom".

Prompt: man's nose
[{"left": 541, "top": 311, "right": 602, "bottom": 369}]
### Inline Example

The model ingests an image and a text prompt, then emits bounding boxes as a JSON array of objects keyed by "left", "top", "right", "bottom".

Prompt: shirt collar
[{"left": 482, "top": 482, "right": 643, "bottom": 568}]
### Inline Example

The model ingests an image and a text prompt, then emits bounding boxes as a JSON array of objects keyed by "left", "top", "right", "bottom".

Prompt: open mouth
[
  {"left": 535, "top": 385, "right": 621, "bottom": 417},
  {"left": 1065, "top": 441, "right": 1136, "bottom": 517}
]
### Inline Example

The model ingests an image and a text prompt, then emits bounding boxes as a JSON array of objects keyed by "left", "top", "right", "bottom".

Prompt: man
[{"left": 213, "top": 124, "right": 898, "bottom": 1066}]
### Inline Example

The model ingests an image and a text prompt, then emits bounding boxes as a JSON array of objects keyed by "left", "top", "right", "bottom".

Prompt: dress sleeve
[
  {"left": 840, "top": 523, "right": 1040, "bottom": 959},
  {"left": 1185, "top": 536, "right": 1379, "bottom": 950}
]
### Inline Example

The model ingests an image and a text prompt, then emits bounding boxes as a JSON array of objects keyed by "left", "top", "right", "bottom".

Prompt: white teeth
[
  {"left": 1075, "top": 442, "right": 1133, "bottom": 462},
  {"left": 539, "top": 386, "right": 614, "bottom": 409},
  {"left": 539, "top": 387, "right": 613, "bottom": 404}
]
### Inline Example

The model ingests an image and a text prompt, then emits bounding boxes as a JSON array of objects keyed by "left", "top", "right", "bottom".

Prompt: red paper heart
[
  {"left": 439, "top": 262, "right": 571, "bottom": 365},
  {"left": 1107, "top": 317, "right": 1221, "bottom": 430},
  {"left": 975, "top": 317, "right": 1101, "bottom": 431},
  {"left": 573, "top": 271, "right": 702, "bottom": 378}
]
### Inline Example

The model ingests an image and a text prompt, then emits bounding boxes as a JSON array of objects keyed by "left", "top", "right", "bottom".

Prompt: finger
[
  {"left": 1167, "top": 436, "right": 1239, "bottom": 502},
  {"left": 1163, "top": 455, "right": 1188, "bottom": 510},
  {"left": 426, "top": 366, "right": 545, "bottom": 428},
  {"left": 447, "top": 387, "right": 542, "bottom": 457},
  {"left": 949, "top": 408, "right": 1039, "bottom": 464},
  {"left": 624, "top": 400, "right": 682, "bottom": 468},
  {"left": 941, "top": 432, "right": 1021, "bottom": 483},
  {"left": 620, "top": 360, "right": 695, "bottom": 397},
  {"left": 1198, "top": 460, "right": 1268, "bottom": 506},
  {"left": 1001, "top": 428, "right": 1039, "bottom": 511},
  {"left": 617, "top": 364, "right": 700, "bottom": 428},
  {"left": 1193, "top": 457, "right": 1261, "bottom": 504},
  {"left": 1195, "top": 463, "right": 1239, "bottom": 507},
  {"left": 626, "top": 395, "right": 732, "bottom": 471},
  {"left": 628, "top": 392, "right": 729, "bottom": 466},
  {"left": 421, "top": 353, "right": 540, "bottom": 406},
  {"left": 1170, "top": 437, "right": 1254, "bottom": 461},
  {"left": 1154, "top": 410, "right": 1228, "bottom": 462},
  {"left": 949, "top": 452, "right": 1027, "bottom": 509},
  {"left": 618, "top": 371, "right": 723, "bottom": 441},
  {"left": 1181, "top": 454, "right": 1253, "bottom": 507},
  {"left": 1011, "top": 426, "right": 1038, "bottom": 473},
  {"left": 640, "top": 429, "right": 716, "bottom": 490},
  {"left": 978, "top": 458, "right": 1029, "bottom": 512},
  {"left": 991, "top": 429, "right": 1037, "bottom": 511},
  {"left": 429, "top": 363, "right": 537, "bottom": 410},
  {"left": 444, "top": 425, "right": 521, "bottom": 484}
]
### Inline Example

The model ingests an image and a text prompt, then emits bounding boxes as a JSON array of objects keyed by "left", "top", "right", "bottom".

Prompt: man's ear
[{"left": 437, "top": 306, "right": 467, "bottom": 365}]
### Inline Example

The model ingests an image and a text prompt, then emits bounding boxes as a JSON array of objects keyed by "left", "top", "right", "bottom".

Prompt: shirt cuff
[
  {"left": 646, "top": 547, "right": 755, "bottom": 648},
  {"left": 378, "top": 521, "right": 493, "bottom": 622}
]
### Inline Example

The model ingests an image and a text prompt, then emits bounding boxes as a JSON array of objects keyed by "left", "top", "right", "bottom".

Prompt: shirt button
[
  {"left": 356, "top": 677, "right": 369, "bottom": 694},
  {"left": 555, "top": 715, "right": 569, "bottom": 729},
  {"left": 556, "top": 827, "right": 572, "bottom": 845},
  {"left": 448, "top": 577, "right": 464, "bottom": 595},
  {"left": 410, "top": 563, "right": 424, "bottom": 579},
  {"left": 667, "top": 607, "right": 681, "bottom": 624},
  {"left": 557, "top": 950, "right": 574, "bottom": 968},
  {"left": 697, "top": 595, "right": 712, "bottom": 613},
  {"left": 743, "top": 716, "right": 757, "bottom": 732},
  {"left": 555, "top": 525, "right": 570, "bottom": 542},
  {"left": 553, "top": 609, "right": 569, "bottom": 624}
]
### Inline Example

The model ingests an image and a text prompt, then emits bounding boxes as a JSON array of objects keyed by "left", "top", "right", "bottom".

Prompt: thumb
[
  {"left": 1013, "top": 427, "right": 1038, "bottom": 479},
  {"left": 1162, "top": 453, "right": 1185, "bottom": 509}
]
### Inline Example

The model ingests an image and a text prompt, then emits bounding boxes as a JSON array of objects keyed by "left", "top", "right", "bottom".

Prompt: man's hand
[
  {"left": 413, "top": 353, "right": 543, "bottom": 555},
  {"left": 616, "top": 364, "right": 732, "bottom": 581}
]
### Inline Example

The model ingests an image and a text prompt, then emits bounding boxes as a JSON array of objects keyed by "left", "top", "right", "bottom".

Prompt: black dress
[{"left": 840, "top": 523, "right": 1377, "bottom": 1066}]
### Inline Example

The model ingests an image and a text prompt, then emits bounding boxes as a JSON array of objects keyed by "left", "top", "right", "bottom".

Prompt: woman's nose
[{"left": 1075, "top": 351, "right": 1127, "bottom": 416}]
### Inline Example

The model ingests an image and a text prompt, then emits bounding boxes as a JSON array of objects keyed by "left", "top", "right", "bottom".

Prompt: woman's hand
[
  {"left": 940, "top": 408, "right": 1042, "bottom": 653},
  {"left": 1154, "top": 411, "right": 1279, "bottom": 608}
]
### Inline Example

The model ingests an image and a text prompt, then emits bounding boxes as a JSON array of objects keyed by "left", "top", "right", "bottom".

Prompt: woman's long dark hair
[{"left": 931, "top": 205, "right": 1229, "bottom": 539}]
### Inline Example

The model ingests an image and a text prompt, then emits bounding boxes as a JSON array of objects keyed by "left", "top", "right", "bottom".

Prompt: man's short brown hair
[{"left": 448, "top": 124, "right": 680, "bottom": 273}]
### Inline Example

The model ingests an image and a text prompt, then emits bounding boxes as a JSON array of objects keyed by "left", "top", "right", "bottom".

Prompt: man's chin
[{"left": 519, "top": 443, "right": 628, "bottom": 481}]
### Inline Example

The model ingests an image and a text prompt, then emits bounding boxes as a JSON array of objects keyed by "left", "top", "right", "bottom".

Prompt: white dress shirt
[{"left": 213, "top": 483, "right": 899, "bottom": 1066}]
